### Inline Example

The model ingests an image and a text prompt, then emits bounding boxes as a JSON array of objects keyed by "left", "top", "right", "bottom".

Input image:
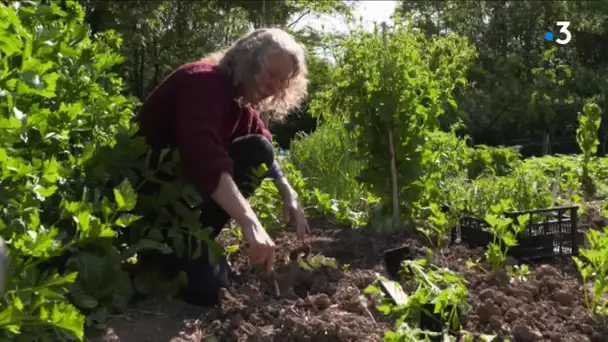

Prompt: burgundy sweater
[{"left": 136, "top": 60, "right": 273, "bottom": 199}]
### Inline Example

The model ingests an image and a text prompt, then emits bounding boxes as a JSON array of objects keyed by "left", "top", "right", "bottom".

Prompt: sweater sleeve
[
  {"left": 176, "top": 73, "right": 233, "bottom": 199},
  {"left": 268, "top": 160, "right": 285, "bottom": 180}
]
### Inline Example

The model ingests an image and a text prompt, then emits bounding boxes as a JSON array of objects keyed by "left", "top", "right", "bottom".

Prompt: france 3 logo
[{"left": 544, "top": 21, "right": 572, "bottom": 45}]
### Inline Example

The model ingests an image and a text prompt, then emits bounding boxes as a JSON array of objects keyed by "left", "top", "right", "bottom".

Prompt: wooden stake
[{"left": 381, "top": 21, "right": 400, "bottom": 230}]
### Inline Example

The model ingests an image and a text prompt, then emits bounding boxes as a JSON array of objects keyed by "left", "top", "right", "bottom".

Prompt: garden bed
[
  {"left": 436, "top": 247, "right": 608, "bottom": 342},
  {"left": 86, "top": 218, "right": 607, "bottom": 342}
]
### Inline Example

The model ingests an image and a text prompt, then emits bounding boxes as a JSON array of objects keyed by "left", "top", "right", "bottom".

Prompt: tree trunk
[
  {"left": 138, "top": 43, "right": 146, "bottom": 98},
  {"left": 153, "top": 36, "right": 160, "bottom": 89},
  {"left": 86, "top": 1, "right": 109, "bottom": 36}
]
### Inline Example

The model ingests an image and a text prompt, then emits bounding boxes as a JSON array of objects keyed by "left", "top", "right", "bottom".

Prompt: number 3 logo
[{"left": 556, "top": 21, "right": 572, "bottom": 45}]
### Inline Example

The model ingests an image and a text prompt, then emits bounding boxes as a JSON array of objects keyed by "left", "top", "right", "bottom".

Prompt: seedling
[
  {"left": 572, "top": 227, "right": 608, "bottom": 314},
  {"left": 225, "top": 244, "right": 240, "bottom": 256},
  {"left": 466, "top": 257, "right": 487, "bottom": 274},
  {"left": 417, "top": 203, "right": 457, "bottom": 249},
  {"left": 484, "top": 203, "right": 529, "bottom": 271},
  {"left": 365, "top": 258, "right": 468, "bottom": 341},
  {"left": 506, "top": 264, "right": 530, "bottom": 282},
  {"left": 296, "top": 252, "right": 337, "bottom": 271}
]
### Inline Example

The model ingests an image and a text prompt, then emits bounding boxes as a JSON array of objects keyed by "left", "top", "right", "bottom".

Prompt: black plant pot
[
  {"left": 383, "top": 245, "right": 414, "bottom": 281},
  {"left": 419, "top": 303, "right": 462, "bottom": 342}
]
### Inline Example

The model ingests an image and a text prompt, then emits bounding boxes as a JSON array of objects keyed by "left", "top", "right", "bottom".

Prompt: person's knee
[{"left": 229, "top": 134, "right": 275, "bottom": 170}]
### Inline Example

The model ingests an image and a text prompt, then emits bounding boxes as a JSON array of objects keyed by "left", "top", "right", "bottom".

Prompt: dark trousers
[{"left": 134, "top": 134, "right": 274, "bottom": 306}]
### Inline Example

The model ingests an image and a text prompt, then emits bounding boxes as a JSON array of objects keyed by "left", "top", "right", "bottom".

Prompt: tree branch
[{"left": 287, "top": 10, "right": 311, "bottom": 29}]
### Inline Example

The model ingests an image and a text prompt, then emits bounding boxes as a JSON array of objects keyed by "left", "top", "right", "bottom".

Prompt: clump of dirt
[
  {"left": 202, "top": 223, "right": 397, "bottom": 341},
  {"left": 206, "top": 265, "right": 388, "bottom": 341}
]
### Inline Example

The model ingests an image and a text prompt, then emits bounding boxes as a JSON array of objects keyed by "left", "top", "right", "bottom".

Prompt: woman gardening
[{"left": 132, "top": 28, "right": 311, "bottom": 306}]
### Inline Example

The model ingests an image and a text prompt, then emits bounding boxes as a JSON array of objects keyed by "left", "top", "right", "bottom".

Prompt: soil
[
  {"left": 86, "top": 218, "right": 608, "bottom": 342},
  {"left": 436, "top": 247, "right": 608, "bottom": 342}
]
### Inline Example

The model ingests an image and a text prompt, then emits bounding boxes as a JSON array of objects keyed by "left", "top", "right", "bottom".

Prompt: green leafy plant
[
  {"left": 484, "top": 203, "right": 529, "bottom": 271},
  {"left": 311, "top": 16, "right": 477, "bottom": 223},
  {"left": 575, "top": 101, "right": 602, "bottom": 198},
  {"left": 572, "top": 227, "right": 608, "bottom": 315},
  {"left": 0, "top": 1, "right": 148, "bottom": 338},
  {"left": 128, "top": 148, "right": 226, "bottom": 269},
  {"left": 247, "top": 152, "right": 366, "bottom": 231},
  {"left": 459, "top": 167, "right": 554, "bottom": 219},
  {"left": 417, "top": 202, "right": 459, "bottom": 249},
  {"left": 295, "top": 252, "right": 337, "bottom": 271},
  {"left": 506, "top": 264, "right": 531, "bottom": 282},
  {"left": 291, "top": 112, "right": 367, "bottom": 208},
  {"left": 467, "top": 145, "right": 521, "bottom": 180},
  {"left": 249, "top": 164, "right": 283, "bottom": 231},
  {"left": 365, "top": 258, "right": 469, "bottom": 341},
  {"left": 383, "top": 325, "right": 497, "bottom": 342}
]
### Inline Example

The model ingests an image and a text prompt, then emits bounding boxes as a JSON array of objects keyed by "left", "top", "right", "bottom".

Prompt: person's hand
[
  {"left": 283, "top": 194, "right": 310, "bottom": 243},
  {"left": 241, "top": 220, "right": 276, "bottom": 275}
]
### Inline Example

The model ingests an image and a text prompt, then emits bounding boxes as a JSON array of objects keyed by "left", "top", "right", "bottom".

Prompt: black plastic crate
[{"left": 451, "top": 206, "right": 579, "bottom": 260}]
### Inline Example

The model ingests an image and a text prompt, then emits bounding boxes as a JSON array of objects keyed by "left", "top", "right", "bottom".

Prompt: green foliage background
[{"left": 2, "top": 0, "right": 608, "bottom": 340}]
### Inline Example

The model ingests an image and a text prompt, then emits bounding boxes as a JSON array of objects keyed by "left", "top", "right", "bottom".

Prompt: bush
[
  {"left": 310, "top": 18, "right": 478, "bottom": 219},
  {"left": 467, "top": 145, "right": 521, "bottom": 179},
  {"left": 290, "top": 114, "right": 366, "bottom": 206},
  {"left": 0, "top": 2, "right": 144, "bottom": 339},
  {"left": 460, "top": 167, "right": 554, "bottom": 217}
]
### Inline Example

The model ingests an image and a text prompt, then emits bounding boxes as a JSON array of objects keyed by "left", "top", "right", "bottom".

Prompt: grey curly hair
[{"left": 204, "top": 28, "right": 308, "bottom": 121}]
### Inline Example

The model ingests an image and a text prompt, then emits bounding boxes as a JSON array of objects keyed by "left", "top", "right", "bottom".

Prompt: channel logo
[{"left": 545, "top": 21, "right": 572, "bottom": 45}]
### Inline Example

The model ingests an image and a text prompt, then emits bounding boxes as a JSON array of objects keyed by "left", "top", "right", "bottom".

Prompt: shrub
[
  {"left": 467, "top": 145, "right": 521, "bottom": 179},
  {"left": 310, "top": 18, "right": 477, "bottom": 220},
  {"left": 290, "top": 114, "right": 366, "bottom": 206},
  {"left": 0, "top": 1, "right": 143, "bottom": 338}
]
